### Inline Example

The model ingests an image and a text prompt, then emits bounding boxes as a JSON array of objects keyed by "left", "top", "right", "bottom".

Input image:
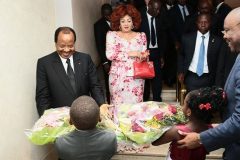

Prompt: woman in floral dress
[{"left": 106, "top": 4, "right": 148, "bottom": 107}]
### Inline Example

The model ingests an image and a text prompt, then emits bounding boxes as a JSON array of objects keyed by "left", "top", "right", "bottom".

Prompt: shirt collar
[
  {"left": 146, "top": 11, "right": 153, "bottom": 19},
  {"left": 59, "top": 54, "right": 74, "bottom": 64},
  {"left": 178, "top": 4, "right": 186, "bottom": 9},
  {"left": 197, "top": 31, "right": 210, "bottom": 38}
]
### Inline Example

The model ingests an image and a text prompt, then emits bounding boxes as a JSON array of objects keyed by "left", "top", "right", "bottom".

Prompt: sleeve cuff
[{"left": 102, "top": 62, "right": 108, "bottom": 65}]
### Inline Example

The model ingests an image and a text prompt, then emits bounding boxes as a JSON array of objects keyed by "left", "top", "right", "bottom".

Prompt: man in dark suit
[
  {"left": 36, "top": 27, "right": 105, "bottom": 116},
  {"left": 178, "top": 13, "right": 225, "bottom": 92},
  {"left": 163, "top": 0, "right": 192, "bottom": 86},
  {"left": 178, "top": 7, "right": 240, "bottom": 159},
  {"left": 139, "top": 0, "right": 167, "bottom": 102},
  {"left": 213, "top": 0, "right": 232, "bottom": 36},
  {"left": 168, "top": 0, "right": 193, "bottom": 49},
  {"left": 94, "top": 3, "right": 112, "bottom": 103}
]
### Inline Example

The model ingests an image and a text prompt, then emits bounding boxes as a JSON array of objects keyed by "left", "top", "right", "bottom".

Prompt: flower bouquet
[
  {"left": 25, "top": 107, "right": 75, "bottom": 145},
  {"left": 26, "top": 102, "right": 186, "bottom": 150},
  {"left": 115, "top": 102, "right": 186, "bottom": 145},
  {"left": 97, "top": 102, "right": 186, "bottom": 151}
]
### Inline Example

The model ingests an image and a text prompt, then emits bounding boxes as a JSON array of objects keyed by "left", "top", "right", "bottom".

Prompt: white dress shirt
[
  {"left": 189, "top": 31, "right": 210, "bottom": 74},
  {"left": 59, "top": 55, "right": 75, "bottom": 73}
]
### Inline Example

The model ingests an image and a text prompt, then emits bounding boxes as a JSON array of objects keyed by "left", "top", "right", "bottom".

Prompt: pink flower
[
  {"left": 168, "top": 105, "right": 177, "bottom": 114},
  {"left": 128, "top": 110, "right": 136, "bottom": 116},
  {"left": 132, "top": 122, "right": 145, "bottom": 133},
  {"left": 154, "top": 112, "right": 164, "bottom": 121}
]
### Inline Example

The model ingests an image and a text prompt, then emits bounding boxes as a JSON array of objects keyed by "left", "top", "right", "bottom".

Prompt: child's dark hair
[
  {"left": 70, "top": 96, "right": 99, "bottom": 130},
  {"left": 186, "top": 86, "right": 227, "bottom": 123}
]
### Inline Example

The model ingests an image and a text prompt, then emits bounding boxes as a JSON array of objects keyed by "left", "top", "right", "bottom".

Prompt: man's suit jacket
[
  {"left": 168, "top": 4, "right": 193, "bottom": 43},
  {"left": 215, "top": 41, "right": 237, "bottom": 88},
  {"left": 36, "top": 51, "right": 105, "bottom": 115},
  {"left": 94, "top": 18, "right": 111, "bottom": 64},
  {"left": 215, "top": 3, "right": 232, "bottom": 36},
  {"left": 55, "top": 129, "right": 117, "bottom": 160},
  {"left": 200, "top": 54, "right": 240, "bottom": 159},
  {"left": 216, "top": 2, "right": 232, "bottom": 22},
  {"left": 178, "top": 32, "right": 224, "bottom": 85},
  {"left": 139, "top": 10, "right": 167, "bottom": 59}
]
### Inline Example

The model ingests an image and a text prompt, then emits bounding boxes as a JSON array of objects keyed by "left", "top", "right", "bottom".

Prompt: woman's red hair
[{"left": 110, "top": 4, "right": 141, "bottom": 31}]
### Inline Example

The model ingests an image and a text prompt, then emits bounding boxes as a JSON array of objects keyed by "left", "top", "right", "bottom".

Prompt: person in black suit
[
  {"left": 139, "top": 0, "right": 167, "bottom": 101},
  {"left": 187, "top": 0, "right": 198, "bottom": 11},
  {"left": 94, "top": 3, "right": 112, "bottom": 103},
  {"left": 215, "top": 43, "right": 237, "bottom": 88},
  {"left": 162, "top": 0, "right": 192, "bottom": 87},
  {"left": 178, "top": 13, "right": 225, "bottom": 92},
  {"left": 36, "top": 27, "right": 105, "bottom": 116},
  {"left": 213, "top": 0, "right": 232, "bottom": 36},
  {"left": 169, "top": 0, "right": 193, "bottom": 50},
  {"left": 212, "top": 0, "right": 235, "bottom": 88}
]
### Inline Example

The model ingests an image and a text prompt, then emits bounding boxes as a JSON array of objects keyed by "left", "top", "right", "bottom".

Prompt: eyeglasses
[{"left": 222, "top": 22, "right": 240, "bottom": 36}]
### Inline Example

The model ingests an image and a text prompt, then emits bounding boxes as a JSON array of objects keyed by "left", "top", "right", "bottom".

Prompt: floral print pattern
[{"left": 106, "top": 31, "right": 147, "bottom": 107}]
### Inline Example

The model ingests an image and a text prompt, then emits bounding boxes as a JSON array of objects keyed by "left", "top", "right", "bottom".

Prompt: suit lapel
[
  {"left": 206, "top": 34, "right": 215, "bottom": 70},
  {"left": 176, "top": 6, "right": 184, "bottom": 22},
  {"left": 155, "top": 16, "right": 160, "bottom": 34},
  {"left": 189, "top": 33, "right": 197, "bottom": 59},
  {"left": 73, "top": 53, "right": 82, "bottom": 95},
  {"left": 52, "top": 52, "right": 76, "bottom": 96}
]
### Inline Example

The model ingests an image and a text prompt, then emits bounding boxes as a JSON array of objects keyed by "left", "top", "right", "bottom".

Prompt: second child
[{"left": 152, "top": 86, "right": 227, "bottom": 160}]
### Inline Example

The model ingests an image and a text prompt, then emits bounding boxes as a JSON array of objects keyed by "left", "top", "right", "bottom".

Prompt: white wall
[
  {"left": 54, "top": 0, "right": 111, "bottom": 65},
  {"left": 55, "top": 0, "right": 73, "bottom": 28},
  {"left": 0, "top": 0, "right": 56, "bottom": 159},
  {"left": 72, "top": 0, "right": 105, "bottom": 64}
]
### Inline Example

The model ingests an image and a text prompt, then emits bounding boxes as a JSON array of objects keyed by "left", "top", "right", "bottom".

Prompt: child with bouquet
[
  {"left": 55, "top": 96, "right": 117, "bottom": 160},
  {"left": 152, "top": 86, "right": 227, "bottom": 160}
]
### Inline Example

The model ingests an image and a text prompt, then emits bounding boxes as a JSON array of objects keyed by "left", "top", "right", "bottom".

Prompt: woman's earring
[
  {"left": 131, "top": 25, "right": 135, "bottom": 30},
  {"left": 119, "top": 26, "right": 122, "bottom": 31}
]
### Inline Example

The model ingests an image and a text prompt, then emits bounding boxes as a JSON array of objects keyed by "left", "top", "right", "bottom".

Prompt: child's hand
[{"left": 100, "top": 104, "right": 113, "bottom": 119}]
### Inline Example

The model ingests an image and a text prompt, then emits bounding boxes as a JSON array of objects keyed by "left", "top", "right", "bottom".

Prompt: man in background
[
  {"left": 94, "top": 3, "right": 112, "bottom": 103},
  {"left": 140, "top": 0, "right": 167, "bottom": 102}
]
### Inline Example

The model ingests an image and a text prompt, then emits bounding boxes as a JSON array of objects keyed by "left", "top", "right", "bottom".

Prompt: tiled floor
[{"left": 112, "top": 144, "right": 224, "bottom": 160}]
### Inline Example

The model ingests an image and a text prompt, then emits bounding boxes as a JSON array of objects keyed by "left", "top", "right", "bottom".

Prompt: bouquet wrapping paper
[{"left": 25, "top": 107, "right": 74, "bottom": 145}]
